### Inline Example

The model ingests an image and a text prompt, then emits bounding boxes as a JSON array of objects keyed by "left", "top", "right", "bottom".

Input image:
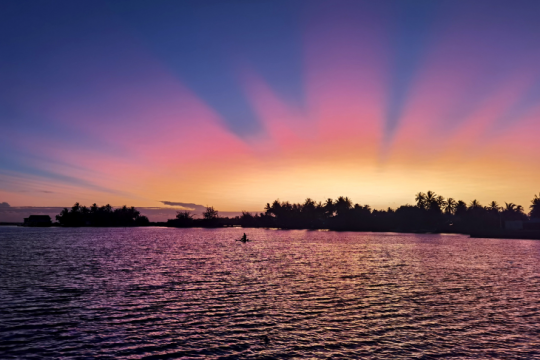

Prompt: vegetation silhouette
[
  {"left": 170, "top": 211, "right": 194, "bottom": 227},
  {"left": 166, "top": 206, "right": 221, "bottom": 227},
  {"left": 531, "top": 193, "right": 540, "bottom": 219},
  {"left": 56, "top": 203, "right": 149, "bottom": 227},
  {"left": 202, "top": 206, "right": 220, "bottom": 227},
  {"left": 55, "top": 192, "right": 540, "bottom": 238},
  {"left": 166, "top": 192, "right": 540, "bottom": 237}
]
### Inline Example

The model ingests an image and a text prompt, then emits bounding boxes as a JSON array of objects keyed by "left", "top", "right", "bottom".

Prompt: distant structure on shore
[
  {"left": 505, "top": 218, "right": 540, "bottom": 231},
  {"left": 23, "top": 215, "right": 52, "bottom": 227}
]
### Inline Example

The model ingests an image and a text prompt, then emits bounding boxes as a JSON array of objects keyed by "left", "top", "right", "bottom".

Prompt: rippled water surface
[{"left": 1, "top": 227, "right": 540, "bottom": 359}]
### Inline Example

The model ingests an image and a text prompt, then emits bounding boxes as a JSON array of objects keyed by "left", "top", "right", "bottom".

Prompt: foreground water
[{"left": 1, "top": 227, "right": 539, "bottom": 359}]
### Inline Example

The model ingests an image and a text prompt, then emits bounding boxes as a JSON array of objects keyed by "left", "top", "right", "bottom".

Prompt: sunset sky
[{"left": 1, "top": 0, "right": 540, "bottom": 215}]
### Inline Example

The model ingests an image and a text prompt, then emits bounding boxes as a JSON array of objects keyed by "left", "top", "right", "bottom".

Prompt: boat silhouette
[{"left": 236, "top": 233, "right": 250, "bottom": 243}]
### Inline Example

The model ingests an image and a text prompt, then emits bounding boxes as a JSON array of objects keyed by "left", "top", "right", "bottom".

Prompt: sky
[{"left": 1, "top": 0, "right": 540, "bottom": 219}]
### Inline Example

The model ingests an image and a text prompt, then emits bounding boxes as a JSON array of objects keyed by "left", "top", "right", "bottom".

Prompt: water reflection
[{"left": 0, "top": 227, "right": 539, "bottom": 358}]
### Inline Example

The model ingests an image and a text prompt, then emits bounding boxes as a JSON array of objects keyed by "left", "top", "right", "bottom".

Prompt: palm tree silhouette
[
  {"left": 323, "top": 198, "right": 335, "bottom": 217},
  {"left": 530, "top": 193, "right": 540, "bottom": 218},
  {"left": 444, "top": 198, "right": 457, "bottom": 214},
  {"left": 504, "top": 202, "right": 516, "bottom": 212},
  {"left": 415, "top": 192, "right": 426, "bottom": 209},
  {"left": 487, "top": 201, "right": 501, "bottom": 212},
  {"left": 334, "top": 196, "right": 352, "bottom": 216},
  {"left": 425, "top": 191, "right": 437, "bottom": 203}
]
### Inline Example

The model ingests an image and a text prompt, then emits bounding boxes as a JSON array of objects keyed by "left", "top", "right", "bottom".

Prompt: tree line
[
  {"left": 56, "top": 203, "right": 150, "bottom": 227},
  {"left": 169, "top": 192, "right": 540, "bottom": 233},
  {"left": 55, "top": 192, "right": 540, "bottom": 232}
]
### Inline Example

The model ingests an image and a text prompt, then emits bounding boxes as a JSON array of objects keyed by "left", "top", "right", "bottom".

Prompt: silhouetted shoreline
[
  {"left": 15, "top": 192, "right": 539, "bottom": 240},
  {"left": 165, "top": 192, "right": 540, "bottom": 236},
  {"left": 54, "top": 203, "right": 149, "bottom": 227},
  {"left": 171, "top": 193, "right": 540, "bottom": 240}
]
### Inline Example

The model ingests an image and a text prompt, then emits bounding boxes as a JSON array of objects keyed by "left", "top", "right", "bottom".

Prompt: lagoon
[{"left": 1, "top": 227, "right": 539, "bottom": 358}]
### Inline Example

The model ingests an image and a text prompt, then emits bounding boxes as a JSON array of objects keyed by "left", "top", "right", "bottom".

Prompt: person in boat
[{"left": 238, "top": 233, "right": 249, "bottom": 242}]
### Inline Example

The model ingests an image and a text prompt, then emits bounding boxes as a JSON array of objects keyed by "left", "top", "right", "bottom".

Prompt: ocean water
[{"left": 1, "top": 227, "right": 539, "bottom": 359}]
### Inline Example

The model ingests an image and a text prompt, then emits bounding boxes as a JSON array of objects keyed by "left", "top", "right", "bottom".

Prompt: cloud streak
[{"left": 160, "top": 201, "right": 207, "bottom": 212}]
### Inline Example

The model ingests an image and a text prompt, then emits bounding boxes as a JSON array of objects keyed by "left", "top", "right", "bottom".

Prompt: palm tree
[
  {"left": 323, "top": 198, "right": 335, "bottom": 217},
  {"left": 72, "top": 202, "right": 81, "bottom": 213},
  {"left": 530, "top": 193, "right": 540, "bottom": 219},
  {"left": 455, "top": 200, "right": 468, "bottom": 215},
  {"left": 504, "top": 202, "right": 516, "bottom": 212},
  {"left": 415, "top": 192, "right": 426, "bottom": 209},
  {"left": 503, "top": 202, "right": 527, "bottom": 221},
  {"left": 421, "top": 191, "right": 442, "bottom": 212},
  {"left": 302, "top": 198, "right": 316, "bottom": 213},
  {"left": 90, "top": 203, "right": 98, "bottom": 214},
  {"left": 444, "top": 198, "right": 457, "bottom": 214},
  {"left": 334, "top": 196, "right": 352, "bottom": 216},
  {"left": 425, "top": 191, "right": 437, "bottom": 204},
  {"left": 487, "top": 201, "right": 501, "bottom": 212},
  {"left": 432, "top": 195, "right": 446, "bottom": 212},
  {"left": 469, "top": 199, "right": 482, "bottom": 209},
  {"left": 265, "top": 200, "right": 282, "bottom": 217}
]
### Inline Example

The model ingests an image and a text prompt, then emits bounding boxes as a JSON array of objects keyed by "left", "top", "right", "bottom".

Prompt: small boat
[{"left": 236, "top": 233, "right": 250, "bottom": 243}]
